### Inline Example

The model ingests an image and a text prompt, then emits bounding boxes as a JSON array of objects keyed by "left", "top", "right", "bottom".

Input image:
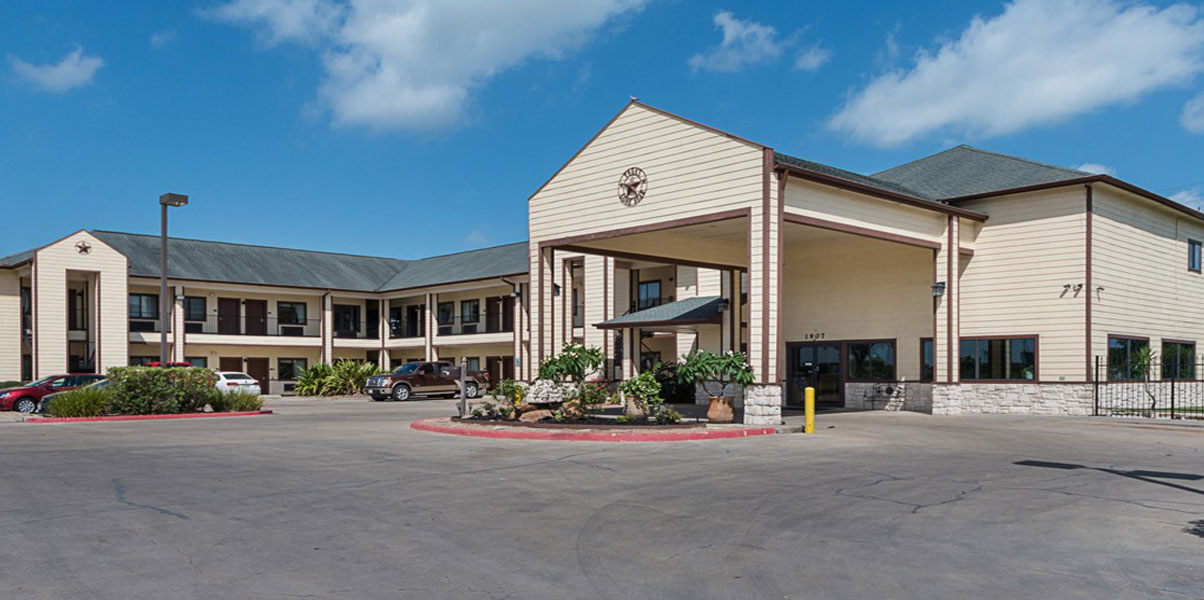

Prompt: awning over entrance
[{"left": 595, "top": 295, "right": 725, "bottom": 330}]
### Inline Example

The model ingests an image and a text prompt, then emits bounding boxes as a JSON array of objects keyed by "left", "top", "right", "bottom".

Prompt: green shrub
[
  {"left": 492, "top": 379, "right": 526, "bottom": 404},
  {"left": 294, "top": 360, "right": 381, "bottom": 396},
  {"left": 652, "top": 362, "right": 694, "bottom": 404},
  {"left": 538, "top": 343, "right": 604, "bottom": 383},
  {"left": 618, "top": 371, "right": 661, "bottom": 414},
  {"left": 211, "top": 390, "right": 263, "bottom": 412},
  {"left": 46, "top": 386, "right": 112, "bottom": 418},
  {"left": 106, "top": 367, "right": 217, "bottom": 415}
]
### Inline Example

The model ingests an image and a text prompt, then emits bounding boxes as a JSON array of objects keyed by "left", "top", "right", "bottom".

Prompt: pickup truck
[{"left": 365, "top": 361, "right": 488, "bottom": 402}]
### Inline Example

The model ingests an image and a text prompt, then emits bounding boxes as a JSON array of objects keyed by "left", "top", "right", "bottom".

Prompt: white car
[{"left": 215, "top": 371, "right": 261, "bottom": 395}]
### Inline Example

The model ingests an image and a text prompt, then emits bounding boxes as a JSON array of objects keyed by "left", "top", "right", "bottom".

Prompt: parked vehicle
[
  {"left": 0, "top": 374, "right": 107, "bottom": 413},
  {"left": 365, "top": 361, "right": 488, "bottom": 401},
  {"left": 38, "top": 379, "right": 111, "bottom": 413},
  {"left": 215, "top": 372, "right": 261, "bottom": 396}
]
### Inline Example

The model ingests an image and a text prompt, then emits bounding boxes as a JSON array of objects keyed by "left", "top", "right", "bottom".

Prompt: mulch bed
[{"left": 452, "top": 416, "right": 705, "bottom": 430}]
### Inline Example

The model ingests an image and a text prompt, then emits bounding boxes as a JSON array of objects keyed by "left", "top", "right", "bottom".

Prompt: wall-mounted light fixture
[
  {"left": 931, "top": 282, "right": 946, "bottom": 297},
  {"left": 553, "top": 283, "right": 561, "bottom": 297},
  {"left": 718, "top": 298, "right": 731, "bottom": 312}
]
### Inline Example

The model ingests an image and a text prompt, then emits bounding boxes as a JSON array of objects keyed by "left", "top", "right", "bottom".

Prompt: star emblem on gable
[{"left": 75, "top": 241, "right": 92, "bottom": 255}]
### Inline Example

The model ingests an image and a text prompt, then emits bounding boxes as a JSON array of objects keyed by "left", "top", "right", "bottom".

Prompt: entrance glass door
[{"left": 788, "top": 343, "right": 842, "bottom": 406}]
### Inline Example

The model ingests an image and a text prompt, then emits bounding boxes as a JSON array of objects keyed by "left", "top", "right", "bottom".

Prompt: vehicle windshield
[
  {"left": 393, "top": 363, "right": 420, "bottom": 375},
  {"left": 25, "top": 376, "right": 55, "bottom": 388},
  {"left": 223, "top": 373, "right": 253, "bottom": 381}
]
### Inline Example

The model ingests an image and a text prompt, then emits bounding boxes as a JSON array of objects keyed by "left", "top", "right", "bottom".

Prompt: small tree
[
  {"left": 676, "top": 350, "right": 754, "bottom": 397},
  {"left": 538, "top": 343, "right": 605, "bottom": 384}
]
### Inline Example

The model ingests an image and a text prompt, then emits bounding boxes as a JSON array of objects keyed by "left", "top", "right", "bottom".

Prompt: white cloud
[
  {"left": 1075, "top": 163, "right": 1115, "bottom": 176},
  {"left": 150, "top": 30, "right": 178, "bottom": 48},
  {"left": 464, "top": 229, "right": 489, "bottom": 247},
  {"left": 1171, "top": 187, "right": 1204, "bottom": 209},
  {"left": 830, "top": 0, "right": 1204, "bottom": 147},
  {"left": 689, "top": 11, "right": 783, "bottom": 73},
  {"left": 794, "top": 45, "right": 831, "bottom": 72},
  {"left": 207, "top": 0, "right": 647, "bottom": 131},
  {"left": 8, "top": 47, "right": 104, "bottom": 93},
  {"left": 1182, "top": 90, "right": 1204, "bottom": 133}
]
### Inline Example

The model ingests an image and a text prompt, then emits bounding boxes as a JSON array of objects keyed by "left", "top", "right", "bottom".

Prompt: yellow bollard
[{"left": 804, "top": 387, "right": 815, "bottom": 434}]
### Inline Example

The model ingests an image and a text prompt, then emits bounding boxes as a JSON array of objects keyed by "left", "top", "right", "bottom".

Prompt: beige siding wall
[
  {"left": 784, "top": 179, "right": 946, "bottom": 244},
  {"left": 782, "top": 235, "right": 933, "bottom": 381},
  {"left": 1091, "top": 186, "right": 1204, "bottom": 369},
  {"left": 0, "top": 270, "right": 20, "bottom": 380},
  {"left": 35, "top": 232, "right": 127, "bottom": 377},
  {"left": 958, "top": 188, "right": 1088, "bottom": 381}
]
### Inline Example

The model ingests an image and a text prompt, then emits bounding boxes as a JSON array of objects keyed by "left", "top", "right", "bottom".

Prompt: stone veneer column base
[
  {"left": 932, "top": 383, "right": 1093, "bottom": 416},
  {"left": 741, "top": 384, "right": 782, "bottom": 426}
]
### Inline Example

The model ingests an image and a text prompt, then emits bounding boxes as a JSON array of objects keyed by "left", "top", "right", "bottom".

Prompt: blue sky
[{"left": 3, "top": 0, "right": 1204, "bottom": 259}]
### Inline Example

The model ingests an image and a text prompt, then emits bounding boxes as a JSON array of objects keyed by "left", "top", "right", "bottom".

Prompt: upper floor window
[
  {"left": 638, "top": 280, "right": 662, "bottom": 310},
  {"left": 277, "top": 302, "right": 306, "bottom": 325},
  {"left": 461, "top": 299, "right": 480, "bottom": 324},
  {"left": 960, "top": 337, "right": 1037, "bottom": 381},
  {"left": 1189, "top": 239, "right": 1202, "bottom": 273},
  {"left": 183, "top": 297, "right": 206, "bottom": 322},
  {"left": 129, "top": 294, "right": 158, "bottom": 320},
  {"left": 1107, "top": 336, "right": 1149, "bottom": 381}
]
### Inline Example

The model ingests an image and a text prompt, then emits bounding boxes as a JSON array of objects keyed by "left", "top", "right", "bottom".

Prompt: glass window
[
  {"left": 278, "top": 302, "right": 306, "bottom": 325},
  {"left": 920, "top": 338, "right": 934, "bottom": 382},
  {"left": 128, "top": 294, "right": 158, "bottom": 319},
  {"left": 847, "top": 341, "right": 895, "bottom": 381},
  {"left": 129, "top": 356, "right": 157, "bottom": 366},
  {"left": 464, "top": 357, "right": 480, "bottom": 371},
  {"left": 186, "top": 357, "right": 208, "bottom": 368},
  {"left": 278, "top": 358, "right": 308, "bottom": 380},
  {"left": 959, "top": 337, "right": 1036, "bottom": 381},
  {"left": 1189, "top": 239, "right": 1202, "bottom": 272},
  {"left": 1161, "top": 341, "right": 1195, "bottom": 380},
  {"left": 184, "top": 297, "right": 206, "bottom": 322},
  {"left": 638, "top": 280, "right": 661, "bottom": 310},
  {"left": 437, "top": 302, "right": 454, "bottom": 325},
  {"left": 1108, "top": 336, "right": 1149, "bottom": 381},
  {"left": 333, "top": 305, "right": 360, "bottom": 333},
  {"left": 461, "top": 299, "right": 480, "bottom": 324}
]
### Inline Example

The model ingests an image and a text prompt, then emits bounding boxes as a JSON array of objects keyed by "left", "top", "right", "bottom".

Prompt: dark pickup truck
[{"left": 365, "top": 361, "right": 488, "bottom": 401}]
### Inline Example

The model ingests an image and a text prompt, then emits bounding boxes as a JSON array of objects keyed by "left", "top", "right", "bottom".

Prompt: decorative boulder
[
  {"left": 526, "top": 380, "right": 577, "bottom": 405},
  {"left": 519, "top": 409, "right": 554, "bottom": 423}
]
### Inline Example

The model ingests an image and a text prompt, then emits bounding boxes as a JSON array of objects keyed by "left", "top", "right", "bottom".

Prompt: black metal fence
[{"left": 1094, "top": 356, "right": 1204, "bottom": 420}]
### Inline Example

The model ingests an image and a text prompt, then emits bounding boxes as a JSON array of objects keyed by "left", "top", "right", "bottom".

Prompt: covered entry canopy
[{"left": 595, "top": 295, "right": 725, "bottom": 331}]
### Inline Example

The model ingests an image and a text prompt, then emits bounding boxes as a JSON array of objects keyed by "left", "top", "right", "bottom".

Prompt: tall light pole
[{"left": 159, "top": 193, "right": 189, "bottom": 366}]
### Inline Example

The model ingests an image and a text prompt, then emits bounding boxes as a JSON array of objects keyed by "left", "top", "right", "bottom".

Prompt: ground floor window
[
  {"left": 278, "top": 358, "right": 307, "bottom": 380},
  {"left": 1161, "top": 341, "right": 1195, "bottom": 380},
  {"left": 959, "top": 337, "right": 1036, "bottom": 381},
  {"left": 847, "top": 341, "right": 895, "bottom": 381},
  {"left": 463, "top": 357, "right": 480, "bottom": 372},
  {"left": 920, "top": 338, "right": 933, "bottom": 382},
  {"left": 129, "top": 356, "right": 157, "bottom": 366},
  {"left": 185, "top": 357, "right": 208, "bottom": 368},
  {"left": 1108, "top": 336, "right": 1149, "bottom": 381}
]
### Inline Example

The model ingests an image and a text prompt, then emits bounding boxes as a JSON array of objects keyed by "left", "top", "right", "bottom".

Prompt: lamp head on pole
[{"left": 159, "top": 193, "right": 189, "bottom": 207}]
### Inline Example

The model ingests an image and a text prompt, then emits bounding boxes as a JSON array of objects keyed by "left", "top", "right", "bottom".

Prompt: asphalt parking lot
[{"left": 1, "top": 398, "right": 1201, "bottom": 599}]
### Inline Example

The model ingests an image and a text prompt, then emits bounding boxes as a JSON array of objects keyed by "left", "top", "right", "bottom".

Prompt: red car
[{"left": 0, "top": 374, "right": 106, "bottom": 413}]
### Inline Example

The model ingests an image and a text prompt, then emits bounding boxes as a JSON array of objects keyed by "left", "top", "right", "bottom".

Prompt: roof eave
[
  {"left": 944, "top": 176, "right": 1204, "bottom": 223},
  {"left": 774, "top": 162, "right": 989, "bottom": 222}
]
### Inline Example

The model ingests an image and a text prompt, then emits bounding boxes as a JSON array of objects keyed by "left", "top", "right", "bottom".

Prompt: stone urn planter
[
  {"left": 676, "top": 350, "right": 755, "bottom": 424},
  {"left": 706, "top": 396, "right": 734, "bottom": 423}
]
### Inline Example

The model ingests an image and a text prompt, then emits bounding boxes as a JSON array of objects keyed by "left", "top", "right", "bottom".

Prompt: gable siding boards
[
  {"left": 957, "top": 189, "right": 1087, "bottom": 381},
  {"left": 1091, "top": 186, "right": 1204, "bottom": 368},
  {"left": 782, "top": 179, "right": 946, "bottom": 244}
]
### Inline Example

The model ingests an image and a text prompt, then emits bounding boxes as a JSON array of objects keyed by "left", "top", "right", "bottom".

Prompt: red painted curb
[
  {"left": 29, "top": 410, "right": 273, "bottom": 424},
  {"left": 410, "top": 419, "right": 776, "bottom": 442}
]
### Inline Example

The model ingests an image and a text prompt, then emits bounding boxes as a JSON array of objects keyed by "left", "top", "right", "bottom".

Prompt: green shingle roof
[
  {"left": 872, "top": 145, "right": 1088, "bottom": 200},
  {"left": 596, "top": 295, "right": 724, "bottom": 329},
  {"left": 775, "top": 152, "right": 935, "bottom": 200},
  {"left": 0, "top": 249, "right": 34, "bottom": 268},
  {"left": 88, "top": 231, "right": 527, "bottom": 292}
]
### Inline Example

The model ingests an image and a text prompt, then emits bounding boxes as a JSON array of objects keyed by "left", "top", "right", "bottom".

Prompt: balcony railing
[
  {"left": 436, "top": 315, "right": 514, "bottom": 337},
  {"left": 388, "top": 320, "right": 425, "bottom": 339},
  {"left": 333, "top": 324, "right": 380, "bottom": 340},
  {"left": 186, "top": 316, "right": 321, "bottom": 337}
]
